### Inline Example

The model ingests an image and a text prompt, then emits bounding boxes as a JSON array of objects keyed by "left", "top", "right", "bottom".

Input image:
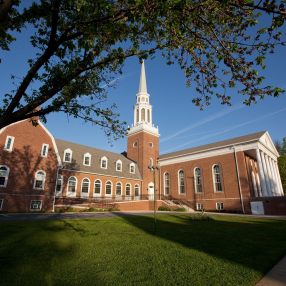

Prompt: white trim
[
  {"left": 196, "top": 203, "right": 203, "bottom": 211},
  {"left": 101, "top": 156, "right": 108, "bottom": 169},
  {"left": 63, "top": 148, "right": 73, "bottom": 163},
  {"left": 163, "top": 172, "right": 170, "bottom": 195},
  {"left": 194, "top": 167, "right": 203, "bottom": 193},
  {"left": 33, "top": 170, "right": 46, "bottom": 190},
  {"left": 0, "top": 198, "right": 3, "bottom": 210},
  {"left": 4, "top": 136, "right": 15, "bottom": 152},
  {"left": 93, "top": 179, "right": 102, "bottom": 197},
  {"left": 129, "top": 163, "right": 136, "bottom": 174},
  {"left": 67, "top": 176, "right": 77, "bottom": 197},
  {"left": 81, "top": 177, "right": 90, "bottom": 197},
  {"left": 116, "top": 160, "right": 122, "bottom": 172},
  {"left": 60, "top": 168, "right": 142, "bottom": 181},
  {"left": 125, "top": 183, "right": 132, "bottom": 197},
  {"left": 105, "top": 180, "right": 113, "bottom": 197},
  {"left": 83, "top": 153, "right": 91, "bottom": 166},
  {"left": 212, "top": 164, "right": 223, "bottom": 193},
  {"left": 41, "top": 143, "right": 49, "bottom": 157},
  {"left": 216, "top": 202, "right": 224, "bottom": 211},
  {"left": 30, "top": 200, "right": 43, "bottom": 211},
  {"left": 55, "top": 174, "right": 63, "bottom": 196},
  {"left": 115, "top": 181, "right": 122, "bottom": 196},
  {"left": 177, "top": 169, "right": 185, "bottom": 195},
  {"left": 134, "top": 184, "right": 140, "bottom": 198},
  {"left": 0, "top": 165, "right": 10, "bottom": 188}
]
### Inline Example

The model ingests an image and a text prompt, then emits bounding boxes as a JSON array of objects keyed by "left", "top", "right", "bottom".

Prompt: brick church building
[{"left": 0, "top": 62, "right": 285, "bottom": 214}]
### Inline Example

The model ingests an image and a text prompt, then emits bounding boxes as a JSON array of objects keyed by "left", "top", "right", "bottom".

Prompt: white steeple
[{"left": 128, "top": 61, "right": 159, "bottom": 137}]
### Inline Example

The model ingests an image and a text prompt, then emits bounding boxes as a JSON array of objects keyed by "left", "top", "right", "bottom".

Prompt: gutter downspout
[{"left": 233, "top": 145, "right": 245, "bottom": 214}]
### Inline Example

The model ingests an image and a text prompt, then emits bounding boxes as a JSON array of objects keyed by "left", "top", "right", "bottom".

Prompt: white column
[
  {"left": 265, "top": 155, "right": 275, "bottom": 196},
  {"left": 256, "top": 149, "right": 268, "bottom": 197},
  {"left": 274, "top": 161, "right": 284, "bottom": 196},
  {"left": 269, "top": 158, "right": 279, "bottom": 196},
  {"left": 250, "top": 160, "right": 258, "bottom": 197},
  {"left": 254, "top": 161, "right": 262, "bottom": 197},
  {"left": 260, "top": 151, "right": 272, "bottom": 196}
]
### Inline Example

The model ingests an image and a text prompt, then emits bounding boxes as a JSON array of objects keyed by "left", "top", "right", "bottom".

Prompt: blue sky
[{"left": 1, "top": 25, "right": 286, "bottom": 155}]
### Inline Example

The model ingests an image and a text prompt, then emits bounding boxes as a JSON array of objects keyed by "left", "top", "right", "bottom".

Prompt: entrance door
[{"left": 148, "top": 182, "right": 154, "bottom": 200}]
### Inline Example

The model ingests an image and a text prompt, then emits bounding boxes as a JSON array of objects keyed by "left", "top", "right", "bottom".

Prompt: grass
[{"left": 0, "top": 214, "right": 286, "bottom": 286}]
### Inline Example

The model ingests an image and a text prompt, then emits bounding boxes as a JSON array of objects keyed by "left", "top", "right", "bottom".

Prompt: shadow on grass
[{"left": 118, "top": 213, "right": 286, "bottom": 282}]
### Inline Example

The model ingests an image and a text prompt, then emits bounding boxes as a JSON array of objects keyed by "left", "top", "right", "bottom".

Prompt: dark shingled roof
[
  {"left": 159, "top": 131, "right": 266, "bottom": 160},
  {"left": 56, "top": 139, "right": 142, "bottom": 180}
]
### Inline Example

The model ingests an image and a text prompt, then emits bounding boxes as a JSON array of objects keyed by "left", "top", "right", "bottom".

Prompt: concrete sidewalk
[{"left": 256, "top": 256, "right": 286, "bottom": 286}]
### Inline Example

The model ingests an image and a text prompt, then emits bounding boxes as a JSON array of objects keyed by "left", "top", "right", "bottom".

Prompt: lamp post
[{"left": 148, "top": 163, "right": 159, "bottom": 235}]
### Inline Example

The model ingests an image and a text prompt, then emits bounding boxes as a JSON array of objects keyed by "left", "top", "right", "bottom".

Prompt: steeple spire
[{"left": 138, "top": 60, "right": 148, "bottom": 94}]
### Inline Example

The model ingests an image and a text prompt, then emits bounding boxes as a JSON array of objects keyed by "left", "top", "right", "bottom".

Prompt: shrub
[
  {"left": 158, "top": 205, "right": 172, "bottom": 211},
  {"left": 173, "top": 207, "right": 186, "bottom": 212}
]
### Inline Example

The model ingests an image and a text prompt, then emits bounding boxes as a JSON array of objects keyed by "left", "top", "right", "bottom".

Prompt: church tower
[{"left": 127, "top": 61, "right": 159, "bottom": 198}]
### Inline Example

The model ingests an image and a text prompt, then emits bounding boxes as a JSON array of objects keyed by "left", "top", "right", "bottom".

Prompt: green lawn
[{"left": 0, "top": 214, "right": 286, "bottom": 286}]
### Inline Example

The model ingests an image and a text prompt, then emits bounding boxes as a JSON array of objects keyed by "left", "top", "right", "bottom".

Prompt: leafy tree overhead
[{"left": 0, "top": 0, "right": 286, "bottom": 139}]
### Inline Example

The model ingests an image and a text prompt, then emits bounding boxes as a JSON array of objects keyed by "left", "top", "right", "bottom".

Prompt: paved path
[{"left": 256, "top": 256, "right": 286, "bottom": 286}]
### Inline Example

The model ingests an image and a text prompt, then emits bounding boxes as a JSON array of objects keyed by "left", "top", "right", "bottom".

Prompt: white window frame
[
  {"left": 67, "top": 176, "right": 77, "bottom": 197},
  {"left": 196, "top": 203, "right": 203, "bottom": 211},
  {"left": 0, "top": 165, "right": 10, "bottom": 188},
  {"left": 129, "top": 163, "right": 135, "bottom": 174},
  {"left": 212, "top": 164, "right": 223, "bottom": 193},
  {"left": 125, "top": 183, "right": 132, "bottom": 198},
  {"left": 194, "top": 167, "right": 203, "bottom": 193},
  {"left": 116, "top": 160, "right": 122, "bottom": 172},
  {"left": 164, "top": 172, "right": 170, "bottom": 195},
  {"left": 83, "top": 153, "right": 91, "bottom": 166},
  {"left": 94, "top": 179, "right": 102, "bottom": 197},
  {"left": 134, "top": 184, "right": 140, "bottom": 199},
  {"left": 41, "top": 144, "right": 49, "bottom": 157},
  {"left": 4, "top": 136, "right": 15, "bottom": 152},
  {"left": 101, "top": 156, "right": 108, "bottom": 169},
  {"left": 81, "top": 177, "right": 90, "bottom": 197},
  {"left": 30, "top": 200, "right": 42, "bottom": 211},
  {"left": 115, "top": 181, "right": 122, "bottom": 197},
  {"left": 105, "top": 181, "right": 112, "bottom": 197},
  {"left": 178, "top": 170, "right": 185, "bottom": 195},
  {"left": 33, "top": 170, "right": 46, "bottom": 190},
  {"left": 63, "top": 148, "right": 73, "bottom": 163},
  {"left": 216, "top": 202, "right": 224, "bottom": 211},
  {"left": 55, "top": 174, "right": 63, "bottom": 196},
  {"left": 0, "top": 199, "right": 3, "bottom": 210}
]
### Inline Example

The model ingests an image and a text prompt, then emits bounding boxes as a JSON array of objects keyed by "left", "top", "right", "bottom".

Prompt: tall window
[
  {"left": 63, "top": 149, "right": 72, "bottom": 162},
  {"left": 81, "top": 178, "right": 90, "bottom": 196},
  {"left": 67, "top": 176, "right": 77, "bottom": 195},
  {"left": 130, "top": 163, "right": 135, "bottom": 174},
  {"left": 136, "top": 108, "right": 139, "bottom": 123},
  {"left": 116, "top": 160, "right": 122, "bottom": 172},
  {"left": 101, "top": 156, "right": 108, "bottom": 169},
  {"left": 34, "top": 171, "right": 46, "bottom": 190},
  {"left": 134, "top": 184, "right": 140, "bottom": 198},
  {"left": 125, "top": 183, "right": 131, "bottom": 197},
  {"left": 4, "top": 136, "right": 14, "bottom": 151},
  {"left": 105, "top": 181, "right": 112, "bottom": 196},
  {"left": 141, "top": 108, "right": 145, "bottom": 121},
  {"left": 116, "top": 182, "right": 122, "bottom": 196},
  {"left": 178, "top": 170, "right": 185, "bottom": 194},
  {"left": 147, "top": 110, "right": 150, "bottom": 123},
  {"left": 41, "top": 144, "right": 49, "bottom": 157},
  {"left": 194, "top": 167, "right": 203, "bottom": 193},
  {"left": 83, "top": 153, "right": 91, "bottom": 166},
  {"left": 55, "top": 175, "right": 63, "bottom": 195},
  {"left": 164, "top": 172, "right": 170, "bottom": 195},
  {"left": 94, "top": 180, "right": 101, "bottom": 196},
  {"left": 0, "top": 165, "right": 9, "bottom": 187},
  {"left": 213, "top": 165, "right": 223, "bottom": 192}
]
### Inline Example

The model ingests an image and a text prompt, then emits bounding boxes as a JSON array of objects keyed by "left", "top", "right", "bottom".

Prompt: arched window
[
  {"left": 94, "top": 180, "right": 101, "bottom": 196},
  {"left": 116, "top": 160, "right": 122, "bottom": 172},
  {"left": 34, "top": 170, "right": 46, "bottom": 190},
  {"left": 141, "top": 108, "right": 145, "bottom": 121},
  {"left": 67, "top": 176, "right": 77, "bottom": 195},
  {"left": 81, "top": 178, "right": 90, "bottom": 196},
  {"left": 55, "top": 174, "right": 63, "bottom": 195},
  {"left": 213, "top": 165, "right": 223, "bottom": 192},
  {"left": 105, "top": 181, "right": 112, "bottom": 196},
  {"left": 101, "top": 156, "right": 108, "bottom": 169},
  {"left": 129, "top": 163, "right": 135, "bottom": 174},
  {"left": 134, "top": 184, "right": 140, "bottom": 199},
  {"left": 125, "top": 183, "right": 131, "bottom": 197},
  {"left": 116, "top": 182, "right": 122, "bottom": 196},
  {"left": 149, "top": 158, "right": 153, "bottom": 168},
  {"left": 63, "top": 148, "right": 72, "bottom": 162},
  {"left": 178, "top": 170, "right": 185, "bottom": 194},
  {"left": 136, "top": 108, "right": 139, "bottom": 123},
  {"left": 83, "top": 153, "right": 91, "bottom": 166},
  {"left": 0, "top": 165, "right": 10, "bottom": 187},
  {"left": 147, "top": 109, "right": 150, "bottom": 123},
  {"left": 164, "top": 172, "right": 170, "bottom": 195},
  {"left": 194, "top": 167, "right": 203, "bottom": 193}
]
